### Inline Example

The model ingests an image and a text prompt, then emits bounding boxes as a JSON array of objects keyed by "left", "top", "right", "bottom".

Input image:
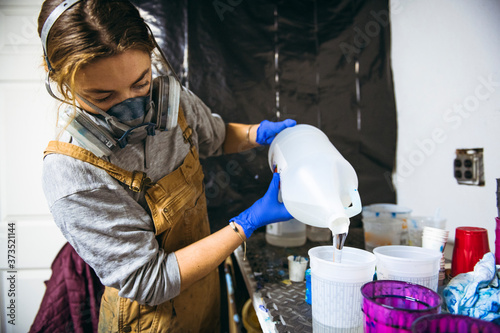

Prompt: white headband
[{"left": 40, "top": 0, "right": 82, "bottom": 71}]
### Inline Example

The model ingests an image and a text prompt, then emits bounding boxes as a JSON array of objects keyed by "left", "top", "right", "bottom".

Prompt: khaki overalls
[{"left": 44, "top": 110, "right": 220, "bottom": 332}]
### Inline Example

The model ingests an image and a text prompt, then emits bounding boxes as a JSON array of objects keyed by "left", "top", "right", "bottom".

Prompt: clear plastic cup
[
  {"left": 309, "top": 246, "right": 376, "bottom": 332},
  {"left": 408, "top": 216, "right": 446, "bottom": 247},
  {"left": 361, "top": 280, "right": 442, "bottom": 333},
  {"left": 411, "top": 313, "right": 500, "bottom": 333},
  {"left": 373, "top": 245, "right": 442, "bottom": 291}
]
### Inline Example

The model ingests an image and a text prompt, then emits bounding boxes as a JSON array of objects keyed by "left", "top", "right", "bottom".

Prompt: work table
[
  {"left": 233, "top": 231, "right": 352, "bottom": 332},
  {"left": 233, "top": 231, "right": 457, "bottom": 333}
]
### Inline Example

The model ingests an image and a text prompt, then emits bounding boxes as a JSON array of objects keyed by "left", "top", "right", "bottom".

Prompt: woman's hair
[{"left": 37, "top": 0, "right": 155, "bottom": 101}]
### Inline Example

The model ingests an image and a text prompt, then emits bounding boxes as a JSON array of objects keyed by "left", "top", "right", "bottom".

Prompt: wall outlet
[{"left": 454, "top": 148, "right": 485, "bottom": 186}]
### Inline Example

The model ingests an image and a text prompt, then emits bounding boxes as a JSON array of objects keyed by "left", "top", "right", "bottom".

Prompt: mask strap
[
  {"left": 45, "top": 72, "right": 66, "bottom": 103},
  {"left": 117, "top": 123, "right": 156, "bottom": 148},
  {"left": 41, "top": 0, "right": 82, "bottom": 72}
]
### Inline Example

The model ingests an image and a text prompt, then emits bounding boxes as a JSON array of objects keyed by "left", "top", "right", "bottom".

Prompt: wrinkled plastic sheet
[{"left": 133, "top": 0, "right": 397, "bottom": 233}]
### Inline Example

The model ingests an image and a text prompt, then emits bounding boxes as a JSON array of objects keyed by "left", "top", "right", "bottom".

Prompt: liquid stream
[{"left": 332, "top": 231, "right": 347, "bottom": 263}]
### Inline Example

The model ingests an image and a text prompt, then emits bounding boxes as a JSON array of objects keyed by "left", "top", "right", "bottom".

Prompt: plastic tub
[
  {"left": 374, "top": 245, "right": 442, "bottom": 291},
  {"left": 362, "top": 204, "right": 412, "bottom": 219},
  {"left": 363, "top": 217, "right": 407, "bottom": 252}
]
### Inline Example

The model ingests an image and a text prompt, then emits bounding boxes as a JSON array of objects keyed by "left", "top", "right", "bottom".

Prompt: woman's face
[{"left": 74, "top": 49, "right": 152, "bottom": 113}]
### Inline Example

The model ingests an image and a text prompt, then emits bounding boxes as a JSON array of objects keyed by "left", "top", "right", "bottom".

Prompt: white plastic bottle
[
  {"left": 268, "top": 125, "right": 362, "bottom": 236},
  {"left": 266, "top": 219, "right": 307, "bottom": 247}
]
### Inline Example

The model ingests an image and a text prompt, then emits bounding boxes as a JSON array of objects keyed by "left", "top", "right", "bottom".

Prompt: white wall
[
  {"left": 390, "top": 0, "right": 500, "bottom": 252},
  {"left": 0, "top": 0, "right": 67, "bottom": 332}
]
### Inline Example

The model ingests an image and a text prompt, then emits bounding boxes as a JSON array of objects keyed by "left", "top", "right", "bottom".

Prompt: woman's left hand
[{"left": 256, "top": 119, "right": 296, "bottom": 145}]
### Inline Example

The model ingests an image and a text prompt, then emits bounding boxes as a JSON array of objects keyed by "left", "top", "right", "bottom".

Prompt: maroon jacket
[{"left": 29, "top": 243, "right": 104, "bottom": 333}]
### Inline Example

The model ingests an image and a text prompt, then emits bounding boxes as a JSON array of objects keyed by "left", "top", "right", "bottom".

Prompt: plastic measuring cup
[
  {"left": 373, "top": 245, "right": 442, "bottom": 291},
  {"left": 361, "top": 280, "right": 442, "bottom": 333},
  {"left": 309, "top": 246, "right": 376, "bottom": 332}
]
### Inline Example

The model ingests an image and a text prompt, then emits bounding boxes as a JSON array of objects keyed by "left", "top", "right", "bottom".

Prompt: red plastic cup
[{"left": 451, "top": 227, "right": 490, "bottom": 277}]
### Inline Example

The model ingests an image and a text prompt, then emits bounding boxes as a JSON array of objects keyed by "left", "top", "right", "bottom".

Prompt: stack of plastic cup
[
  {"left": 361, "top": 280, "right": 442, "bottom": 333},
  {"left": 422, "top": 227, "right": 449, "bottom": 286}
]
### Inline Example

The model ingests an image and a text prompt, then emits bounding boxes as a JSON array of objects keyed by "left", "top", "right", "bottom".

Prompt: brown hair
[{"left": 37, "top": 0, "right": 155, "bottom": 102}]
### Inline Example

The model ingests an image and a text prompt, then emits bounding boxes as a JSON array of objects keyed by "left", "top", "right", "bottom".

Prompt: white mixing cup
[
  {"left": 287, "top": 255, "right": 309, "bottom": 282},
  {"left": 309, "top": 246, "right": 376, "bottom": 332},
  {"left": 373, "top": 245, "right": 442, "bottom": 291}
]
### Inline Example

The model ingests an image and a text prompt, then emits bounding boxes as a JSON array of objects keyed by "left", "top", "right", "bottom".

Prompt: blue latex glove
[
  {"left": 230, "top": 173, "right": 293, "bottom": 238},
  {"left": 256, "top": 119, "right": 297, "bottom": 145}
]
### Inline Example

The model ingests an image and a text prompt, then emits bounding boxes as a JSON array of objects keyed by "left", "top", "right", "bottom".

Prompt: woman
[{"left": 38, "top": 0, "right": 295, "bottom": 331}]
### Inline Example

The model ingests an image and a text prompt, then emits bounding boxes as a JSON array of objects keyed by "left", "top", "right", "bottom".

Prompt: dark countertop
[
  {"left": 233, "top": 231, "right": 457, "bottom": 333},
  {"left": 234, "top": 231, "right": 344, "bottom": 333}
]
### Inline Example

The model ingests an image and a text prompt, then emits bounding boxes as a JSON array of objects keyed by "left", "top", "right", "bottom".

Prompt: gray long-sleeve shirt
[{"left": 42, "top": 88, "right": 226, "bottom": 306}]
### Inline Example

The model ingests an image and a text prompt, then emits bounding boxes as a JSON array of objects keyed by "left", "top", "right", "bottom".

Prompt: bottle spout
[{"left": 328, "top": 215, "right": 350, "bottom": 235}]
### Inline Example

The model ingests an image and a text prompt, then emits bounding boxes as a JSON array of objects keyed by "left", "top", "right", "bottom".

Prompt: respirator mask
[{"left": 41, "top": 0, "right": 182, "bottom": 157}]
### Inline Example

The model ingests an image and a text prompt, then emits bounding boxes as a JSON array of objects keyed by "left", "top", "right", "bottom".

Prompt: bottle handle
[{"left": 345, "top": 188, "right": 362, "bottom": 217}]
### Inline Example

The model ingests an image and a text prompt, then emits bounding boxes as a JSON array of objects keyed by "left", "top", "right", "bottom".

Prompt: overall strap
[
  {"left": 177, "top": 106, "right": 194, "bottom": 147},
  {"left": 44, "top": 141, "right": 151, "bottom": 192}
]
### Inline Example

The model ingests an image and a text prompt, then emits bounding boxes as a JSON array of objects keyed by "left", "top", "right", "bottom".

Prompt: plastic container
[
  {"left": 242, "top": 299, "right": 262, "bottom": 333},
  {"left": 373, "top": 245, "right": 442, "bottom": 291},
  {"left": 306, "top": 225, "right": 332, "bottom": 242},
  {"left": 363, "top": 217, "right": 408, "bottom": 252},
  {"left": 408, "top": 216, "right": 447, "bottom": 247},
  {"left": 305, "top": 268, "right": 312, "bottom": 304},
  {"left": 268, "top": 125, "right": 361, "bottom": 235},
  {"left": 361, "top": 280, "right": 442, "bottom": 333},
  {"left": 362, "top": 204, "right": 412, "bottom": 219},
  {"left": 265, "top": 218, "right": 306, "bottom": 247},
  {"left": 287, "top": 255, "right": 308, "bottom": 282},
  {"left": 451, "top": 227, "right": 490, "bottom": 277},
  {"left": 411, "top": 313, "right": 500, "bottom": 333},
  {"left": 309, "top": 246, "right": 376, "bottom": 332},
  {"left": 362, "top": 204, "right": 412, "bottom": 252}
]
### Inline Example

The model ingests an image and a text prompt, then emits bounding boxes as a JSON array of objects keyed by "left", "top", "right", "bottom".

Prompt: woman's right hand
[{"left": 230, "top": 173, "right": 293, "bottom": 238}]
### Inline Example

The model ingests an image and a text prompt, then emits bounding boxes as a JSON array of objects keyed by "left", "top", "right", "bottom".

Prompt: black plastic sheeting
[{"left": 133, "top": 0, "right": 397, "bottom": 234}]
